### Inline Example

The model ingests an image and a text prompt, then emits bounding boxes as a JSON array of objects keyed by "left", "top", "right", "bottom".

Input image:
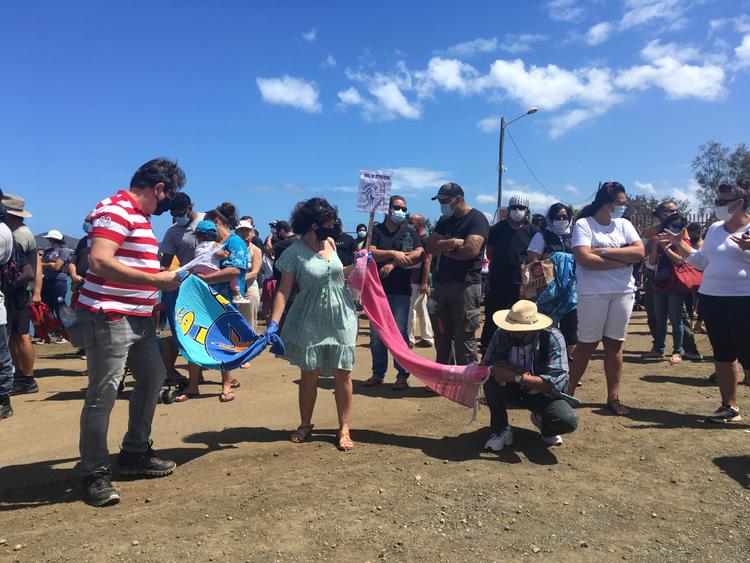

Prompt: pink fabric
[{"left": 348, "top": 256, "right": 489, "bottom": 408}]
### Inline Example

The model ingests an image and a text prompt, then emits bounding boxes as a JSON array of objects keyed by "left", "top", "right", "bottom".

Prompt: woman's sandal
[
  {"left": 290, "top": 424, "right": 314, "bottom": 443},
  {"left": 607, "top": 399, "right": 631, "bottom": 416},
  {"left": 230, "top": 378, "right": 241, "bottom": 388},
  {"left": 219, "top": 391, "right": 235, "bottom": 403},
  {"left": 337, "top": 431, "right": 354, "bottom": 451},
  {"left": 669, "top": 354, "right": 683, "bottom": 365},
  {"left": 174, "top": 391, "right": 199, "bottom": 403}
]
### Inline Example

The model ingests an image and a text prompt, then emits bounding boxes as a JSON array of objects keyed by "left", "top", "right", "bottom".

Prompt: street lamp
[{"left": 497, "top": 107, "right": 538, "bottom": 218}]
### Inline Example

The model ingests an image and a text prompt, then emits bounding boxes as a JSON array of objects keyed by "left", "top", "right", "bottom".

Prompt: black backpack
[{"left": 1, "top": 242, "right": 24, "bottom": 296}]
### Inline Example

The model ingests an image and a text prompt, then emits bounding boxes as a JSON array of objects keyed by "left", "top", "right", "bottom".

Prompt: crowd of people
[{"left": 1, "top": 158, "right": 749, "bottom": 508}]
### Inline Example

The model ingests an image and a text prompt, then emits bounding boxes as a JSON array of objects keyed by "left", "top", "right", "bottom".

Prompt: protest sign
[{"left": 357, "top": 169, "right": 392, "bottom": 214}]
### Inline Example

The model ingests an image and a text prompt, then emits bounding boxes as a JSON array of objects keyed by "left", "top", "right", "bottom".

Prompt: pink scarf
[{"left": 348, "top": 256, "right": 489, "bottom": 409}]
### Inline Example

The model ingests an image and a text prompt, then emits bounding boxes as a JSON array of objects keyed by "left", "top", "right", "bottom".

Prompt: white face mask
[
  {"left": 550, "top": 219, "right": 570, "bottom": 235},
  {"left": 509, "top": 209, "right": 526, "bottom": 223},
  {"left": 609, "top": 205, "right": 626, "bottom": 219},
  {"left": 713, "top": 203, "right": 735, "bottom": 222}
]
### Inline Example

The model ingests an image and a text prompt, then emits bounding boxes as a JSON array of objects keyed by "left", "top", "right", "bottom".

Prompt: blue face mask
[
  {"left": 82, "top": 222, "right": 91, "bottom": 234},
  {"left": 173, "top": 213, "right": 190, "bottom": 227},
  {"left": 390, "top": 210, "right": 407, "bottom": 224},
  {"left": 440, "top": 202, "right": 454, "bottom": 217},
  {"left": 610, "top": 205, "right": 626, "bottom": 219},
  {"left": 357, "top": 230, "right": 367, "bottom": 238}
]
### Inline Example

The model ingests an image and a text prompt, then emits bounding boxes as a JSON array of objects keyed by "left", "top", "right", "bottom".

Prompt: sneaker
[
  {"left": 0, "top": 398, "right": 13, "bottom": 420},
  {"left": 82, "top": 472, "right": 120, "bottom": 507},
  {"left": 232, "top": 296, "right": 251, "bottom": 304},
  {"left": 682, "top": 351, "right": 703, "bottom": 361},
  {"left": 11, "top": 376, "right": 39, "bottom": 395},
  {"left": 530, "top": 413, "right": 563, "bottom": 446},
  {"left": 416, "top": 339, "right": 434, "bottom": 348},
  {"left": 484, "top": 427, "right": 513, "bottom": 451},
  {"left": 116, "top": 441, "right": 176, "bottom": 477},
  {"left": 53, "top": 336, "right": 69, "bottom": 344},
  {"left": 77, "top": 348, "right": 87, "bottom": 359},
  {"left": 705, "top": 404, "right": 742, "bottom": 423}
]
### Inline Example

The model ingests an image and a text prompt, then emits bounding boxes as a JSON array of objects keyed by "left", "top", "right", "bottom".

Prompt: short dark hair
[
  {"left": 719, "top": 181, "right": 750, "bottom": 210},
  {"left": 653, "top": 200, "right": 678, "bottom": 218},
  {"left": 389, "top": 195, "right": 405, "bottom": 207},
  {"left": 130, "top": 158, "right": 186, "bottom": 193},
  {"left": 356, "top": 223, "right": 367, "bottom": 231},
  {"left": 170, "top": 192, "right": 192, "bottom": 213},
  {"left": 290, "top": 198, "right": 339, "bottom": 235},
  {"left": 546, "top": 203, "right": 572, "bottom": 221}
]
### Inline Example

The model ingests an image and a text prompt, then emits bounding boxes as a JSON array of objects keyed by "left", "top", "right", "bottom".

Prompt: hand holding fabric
[
  {"left": 355, "top": 249, "right": 373, "bottom": 264},
  {"left": 264, "top": 320, "right": 279, "bottom": 344}
]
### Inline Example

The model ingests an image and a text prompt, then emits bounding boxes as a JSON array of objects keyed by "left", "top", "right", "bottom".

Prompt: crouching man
[{"left": 482, "top": 300, "right": 579, "bottom": 451}]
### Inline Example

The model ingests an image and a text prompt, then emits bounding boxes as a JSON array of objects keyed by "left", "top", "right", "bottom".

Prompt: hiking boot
[
  {"left": 530, "top": 413, "right": 563, "bottom": 445},
  {"left": 705, "top": 404, "right": 742, "bottom": 423},
  {"left": 82, "top": 472, "right": 120, "bottom": 507},
  {"left": 116, "top": 441, "right": 176, "bottom": 477},
  {"left": 0, "top": 397, "right": 13, "bottom": 420},
  {"left": 11, "top": 376, "right": 39, "bottom": 395},
  {"left": 484, "top": 427, "right": 513, "bottom": 451}
]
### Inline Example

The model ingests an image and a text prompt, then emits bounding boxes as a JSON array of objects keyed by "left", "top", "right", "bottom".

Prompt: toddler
[{"left": 192, "top": 220, "right": 248, "bottom": 304}]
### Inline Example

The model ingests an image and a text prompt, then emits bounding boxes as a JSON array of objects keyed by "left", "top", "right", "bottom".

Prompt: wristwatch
[{"left": 513, "top": 373, "right": 524, "bottom": 385}]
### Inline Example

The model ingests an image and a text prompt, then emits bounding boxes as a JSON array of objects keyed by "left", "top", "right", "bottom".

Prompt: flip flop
[
  {"left": 174, "top": 391, "right": 199, "bottom": 403},
  {"left": 230, "top": 378, "right": 241, "bottom": 388},
  {"left": 219, "top": 391, "right": 235, "bottom": 403}
]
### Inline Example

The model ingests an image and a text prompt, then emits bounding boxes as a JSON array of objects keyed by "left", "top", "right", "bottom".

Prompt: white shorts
[{"left": 577, "top": 292, "right": 635, "bottom": 343}]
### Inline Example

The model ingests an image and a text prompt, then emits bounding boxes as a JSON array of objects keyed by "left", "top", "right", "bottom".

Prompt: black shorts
[
  {"left": 699, "top": 294, "right": 750, "bottom": 368},
  {"left": 6, "top": 297, "right": 31, "bottom": 335},
  {"left": 558, "top": 308, "right": 578, "bottom": 346}
]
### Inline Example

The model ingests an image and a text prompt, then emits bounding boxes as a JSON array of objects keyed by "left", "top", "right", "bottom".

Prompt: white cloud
[
  {"left": 256, "top": 75, "right": 321, "bottom": 113},
  {"left": 564, "top": 184, "right": 580, "bottom": 195},
  {"left": 670, "top": 179, "right": 702, "bottom": 211},
  {"left": 634, "top": 180, "right": 656, "bottom": 194},
  {"left": 620, "top": 0, "right": 686, "bottom": 30},
  {"left": 709, "top": 15, "right": 750, "bottom": 35},
  {"left": 476, "top": 115, "right": 499, "bottom": 133},
  {"left": 502, "top": 189, "right": 560, "bottom": 213},
  {"left": 370, "top": 82, "right": 421, "bottom": 119},
  {"left": 416, "top": 57, "right": 480, "bottom": 97},
  {"left": 546, "top": 0, "right": 585, "bottom": 23},
  {"left": 735, "top": 36, "right": 750, "bottom": 69},
  {"left": 445, "top": 37, "right": 498, "bottom": 58},
  {"left": 586, "top": 22, "right": 613, "bottom": 46},
  {"left": 390, "top": 167, "right": 449, "bottom": 191},
  {"left": 640, "top": 39, "right": 702, "bottom": 64},
  {"left": 302, "top": 28, "right": 317, "bottom": 42},
  {"left": 323, "top": 54, "right": 337, "bottom": 68},
  {"left": 443, "top": 34, "right": 547, "bottom": 58},
  {"left": 476, "top": 193, "right": 497, "bottom": 205}
]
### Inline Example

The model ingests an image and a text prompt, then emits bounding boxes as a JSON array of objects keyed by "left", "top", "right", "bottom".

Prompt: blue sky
[{"left": 2, "top": 0, "right": 749, "bottom": 240}]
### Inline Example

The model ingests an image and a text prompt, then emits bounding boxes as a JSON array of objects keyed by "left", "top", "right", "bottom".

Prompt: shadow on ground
[{"left": 713, "top": 455, "right": 750, "bottom": 488}]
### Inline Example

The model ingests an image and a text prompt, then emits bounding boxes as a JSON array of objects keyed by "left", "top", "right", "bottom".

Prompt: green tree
[{"left": 692, "top": 141, "right": 750, "bottom": 211}]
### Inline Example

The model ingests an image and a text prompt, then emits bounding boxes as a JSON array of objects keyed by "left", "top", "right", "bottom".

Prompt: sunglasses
[
  {"left": 391, "top": 205, "right": 408, "bottom": 212},
  {"left": 714, "top": 197, "right": 740, "bottom": 207},
  {"left": 509, "top": 205, "right": 528, "bottom": 211},
  {"left": 552, "top": 215, "right": 569, "bottom": 221}
]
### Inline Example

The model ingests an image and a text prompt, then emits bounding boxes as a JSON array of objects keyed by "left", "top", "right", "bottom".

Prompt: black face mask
[
  {"left": 152, "top": 189, "right": 174, "bottom": 216},
  {"left": 315, "top": 225, "right": 339, "bottom": 241}
]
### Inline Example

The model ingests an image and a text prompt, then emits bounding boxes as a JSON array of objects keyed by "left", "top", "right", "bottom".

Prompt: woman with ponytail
[{"left": 568, "top": 182, "right": 644, "bottom": 415}]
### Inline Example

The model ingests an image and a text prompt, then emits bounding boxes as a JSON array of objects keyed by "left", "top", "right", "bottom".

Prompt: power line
[{"left": 505, "top": 128, "right": 558, "bottom": 200}]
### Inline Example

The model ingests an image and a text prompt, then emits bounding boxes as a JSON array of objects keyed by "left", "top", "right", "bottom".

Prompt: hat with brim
[
  {"left": 1, "top": 193, "right": 32, "bottom": 218},
  {"left": 236, "top": 220, "right": 254, "bottom": 231},
  {"left": 195, "top": 220, "right": 218, "bottom": 235},
  {"left": 44, "top": 229, "right": 64, "bottom": 242},
  {"left": 493, "top": 300, "right": 552, "bottom": 332}
]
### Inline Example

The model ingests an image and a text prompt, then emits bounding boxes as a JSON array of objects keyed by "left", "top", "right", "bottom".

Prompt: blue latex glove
[
  {"left": 355, "top": 249, "right": 373, "bottom": 264},
  {"left": 263, "top": 320, "right": 279, "bottom": 344}
]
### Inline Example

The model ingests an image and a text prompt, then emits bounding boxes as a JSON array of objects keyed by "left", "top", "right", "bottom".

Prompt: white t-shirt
[
  {"left": 571, "top": 217, "right": 640, "bottom": 295},
  {"left": 688, "top": 221, "right": 750, "bottom": 297},
  {"left": 191, "top": 241, "right": 222, "bottom": 271},
  {"left": 527, "top": 228, "right": 569, "bottom": 256},
  {"left": 0, "top": 222, "right": 15, "bottom": 325}
]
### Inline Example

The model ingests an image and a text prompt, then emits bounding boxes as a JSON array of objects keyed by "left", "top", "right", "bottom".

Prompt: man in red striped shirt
[{"left": 76, "top": 158, "right": 184, "bottom": 507}]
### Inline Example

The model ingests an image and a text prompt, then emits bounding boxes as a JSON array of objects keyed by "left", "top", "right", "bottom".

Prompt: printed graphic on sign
[{"left": 357, "top": 169, "right": 392, "bottom": 213}]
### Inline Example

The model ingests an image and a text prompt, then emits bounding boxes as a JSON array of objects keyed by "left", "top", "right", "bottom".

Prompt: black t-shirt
[
  {"left": 272, "top": 236, "right": 298, "bottom": 281},
  {"left": 411, "top": 233, "right": 430, "bottom": 284},
  {"left": 251, "top": 235, "right": 264, "bottom": 251},
  {"left": 433, "top": 208, "right": 490, "bottom": 284},
  {"left": 371, "top": 222, "right": 422, "bottom": 295},
  {"left": 487, "top": 220, "right": 538, "bottom": 286},
  {"left": 333, "top": 233, "right": 357, "bottom": 267},
  {"left": 73, "top": 237, "right": 90, "bottom": 277}
]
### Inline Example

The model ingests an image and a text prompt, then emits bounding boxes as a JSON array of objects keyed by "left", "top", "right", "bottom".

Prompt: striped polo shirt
[{"left": 77, "top": 190, "right": 160, "bottom": 317}]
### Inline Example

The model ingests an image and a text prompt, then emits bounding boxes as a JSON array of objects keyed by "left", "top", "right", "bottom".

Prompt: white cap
[
  {"left": 508, "top": 194, "right": 529, "bottom": 208},
  {"left": 236, "top": 220, "right": 254, "bottom": 231},
  {"left": 44, "top": 229, "right": 64, "bottom": 241}
]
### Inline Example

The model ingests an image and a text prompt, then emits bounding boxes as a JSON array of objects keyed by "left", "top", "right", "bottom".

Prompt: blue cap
[{"left": 195, "top": 220, "right": 218, "bottom": 235}]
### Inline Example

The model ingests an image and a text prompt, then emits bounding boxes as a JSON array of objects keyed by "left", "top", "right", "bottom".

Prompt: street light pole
[{"left": 496, "top": 107, "right": 538, "bottom": 219}]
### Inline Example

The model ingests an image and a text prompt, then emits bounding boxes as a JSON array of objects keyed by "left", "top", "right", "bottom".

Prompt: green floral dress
[{"left": 275, "top": 239, "right": 357, "bottom": 374}]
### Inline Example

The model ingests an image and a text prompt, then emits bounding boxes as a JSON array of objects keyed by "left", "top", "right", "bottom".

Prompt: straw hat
[
  {"left": 493, "top": 300, "right": 552, "bottom": 332},
  {"left": 1, "top": 193, "right": 32, "bottom": 218}
]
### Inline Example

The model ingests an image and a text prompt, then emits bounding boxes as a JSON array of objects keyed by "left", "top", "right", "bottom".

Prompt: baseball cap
[
  {"left": 431, "top": 182, "right": 465, "bottom": 201},
  {"left": 508, "top": 194, "right": 529, "bottom": 208},
  {"left": 1, "top": 193, "right": 32, "bottom": 218},
  {"left": 236, "top": 220, "right": 254, "bottom": 231},
  {"left": 44, "top": 229, "right": 64, "bottom": 241},
  {"left": 195, "top": 220, "right": 218, "bottom": 235}
]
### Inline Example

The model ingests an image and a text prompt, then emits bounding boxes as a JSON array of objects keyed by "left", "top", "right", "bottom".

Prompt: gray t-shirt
[
  {"left": 160, "top": 212, "right": 205, "bottom": 266},
  {"left": 12, "top": 224, "right": 37, "bottom": 290}
]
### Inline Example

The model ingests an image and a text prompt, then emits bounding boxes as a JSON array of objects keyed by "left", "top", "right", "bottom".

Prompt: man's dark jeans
[{"left": 483, "top": 377, "right": 578, "bottom": 438}]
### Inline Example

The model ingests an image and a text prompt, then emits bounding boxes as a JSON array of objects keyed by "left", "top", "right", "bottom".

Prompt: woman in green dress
[{"left": 265, "top": 198, "right": 359, "bottom": 450}]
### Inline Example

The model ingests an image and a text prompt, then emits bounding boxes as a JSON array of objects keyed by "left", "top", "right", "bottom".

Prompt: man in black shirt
[
  {"left": 426, "top": 183, "right": 489, "bottom": 365},
  {"left": 480, "top": 194, "right": 539, "bottom": 351},
  {"left": 363, "top": 195, "right": 423, "bottom": 390},
  {"left": 271, "top": 222, "right": 296, "bottom": 282},
  {"left": 332, "top": 219, "right": 357, "bottom": 267}
]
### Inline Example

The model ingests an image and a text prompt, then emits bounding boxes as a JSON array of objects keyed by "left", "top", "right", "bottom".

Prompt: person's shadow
[
  {"left": 713, "top": 455, "right": 750, "bottom": 488},
  {"left": 0, "top": 446, "right": 227, "bottom": 511},
  {"left": 591, "top": 404, "right": 750, "bottom": 431}
]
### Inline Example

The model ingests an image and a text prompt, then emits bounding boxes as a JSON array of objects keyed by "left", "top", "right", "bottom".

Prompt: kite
[
  {"left": 173, "top": 273, "right": 285, "bottom": 371},
  {"left": 347, "top": 255, "right": 490, "bottom": 409}
]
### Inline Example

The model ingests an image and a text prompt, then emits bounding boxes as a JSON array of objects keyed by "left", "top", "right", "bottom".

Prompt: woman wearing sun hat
[
  {"left": 40, "top": 229, "right": 71, "bottom": 326},
  {"left": 481, "top": 300, "right": 579, "bottom": 452}
]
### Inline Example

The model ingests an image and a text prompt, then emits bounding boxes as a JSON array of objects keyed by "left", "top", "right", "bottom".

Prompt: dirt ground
[{"left": 1, "top": 311, "right": 749, "bottom": 562}]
